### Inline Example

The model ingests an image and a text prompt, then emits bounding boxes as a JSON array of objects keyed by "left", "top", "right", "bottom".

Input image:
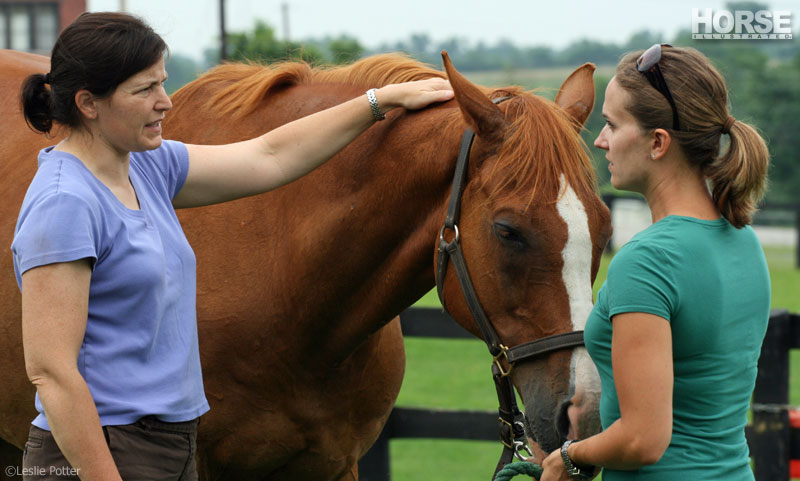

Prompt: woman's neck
[
  {"left": 644, "top": 159, "right": 720, "bottom": 223},
  {"left": 55, "top": 128, "right": 131, "bottom": 186}
]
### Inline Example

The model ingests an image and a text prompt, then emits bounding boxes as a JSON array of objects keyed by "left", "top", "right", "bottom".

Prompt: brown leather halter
[{"left": 435, "top": 97, "right": 586, "bottom": 477}]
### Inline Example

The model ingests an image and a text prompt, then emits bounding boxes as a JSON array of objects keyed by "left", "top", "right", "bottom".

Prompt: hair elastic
[{"left": 722, "top": 116, "right": 735, "bottom": 134}]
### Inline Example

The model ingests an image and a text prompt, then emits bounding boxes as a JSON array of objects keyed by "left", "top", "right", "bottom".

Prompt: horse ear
[
  {"left": 441, "top": 50, "right": 505, "bottom": 142},
  {"left": 555, "top": 63, "right": 596, "bottom": 129}
]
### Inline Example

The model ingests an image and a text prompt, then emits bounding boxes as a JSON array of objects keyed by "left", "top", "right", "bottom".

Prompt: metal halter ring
[
  {"left": 513, "top": 440, "right": 534, "bottom": 462},
  {"left": 438, "top": 224, "right": 460, "bottom": 245}
]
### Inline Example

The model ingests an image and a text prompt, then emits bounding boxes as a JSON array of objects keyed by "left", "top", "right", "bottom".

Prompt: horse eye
[{"left": 493, "top": 222, "right": 527, "bottom": 248}]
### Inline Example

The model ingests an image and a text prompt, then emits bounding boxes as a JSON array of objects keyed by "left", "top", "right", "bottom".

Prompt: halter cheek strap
[{"left": 434, "top": 96, "right": 587, "bottom": 479}]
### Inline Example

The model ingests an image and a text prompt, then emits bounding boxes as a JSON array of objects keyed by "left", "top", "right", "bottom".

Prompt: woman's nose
[
  {"left": 593, "top": 128, "right": 607, "bottom": 150},
  {"left": 156, "top": 86, "right": 172, "bottom": 112}
]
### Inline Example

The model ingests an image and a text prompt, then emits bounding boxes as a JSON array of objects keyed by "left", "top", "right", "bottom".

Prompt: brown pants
[{"left": 21, "top": 416, "right": 198, "bottom": 481}]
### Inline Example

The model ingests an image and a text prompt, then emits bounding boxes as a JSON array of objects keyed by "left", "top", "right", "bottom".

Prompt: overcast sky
[{"left": 86, "top": 0, "right": 798, "bottom": 61}]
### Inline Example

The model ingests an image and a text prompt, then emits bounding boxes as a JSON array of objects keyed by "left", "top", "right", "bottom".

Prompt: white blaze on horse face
[{"left": 555, "top": 176, "right": 601, "bottom": 399}]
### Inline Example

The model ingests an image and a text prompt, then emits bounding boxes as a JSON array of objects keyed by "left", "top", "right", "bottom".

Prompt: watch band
[{"left": 561, "top": 440, "right": 593, "bottom": 480}]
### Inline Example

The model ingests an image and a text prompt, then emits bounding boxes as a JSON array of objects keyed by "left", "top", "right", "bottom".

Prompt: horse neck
[
  {"left": 280, "top": 104, "right": 463, "bottom": 364},
  {"left": 169, "top": 78, "right": 466, "bottom": 366}
]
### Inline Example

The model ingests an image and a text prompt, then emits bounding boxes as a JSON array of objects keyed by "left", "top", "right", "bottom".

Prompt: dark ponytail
[
  {"left": 21, "top": 73, "right": 54, "bottom": 134},
  {"left": 20, "top": 12, "right": 167, "bottom": 135}
]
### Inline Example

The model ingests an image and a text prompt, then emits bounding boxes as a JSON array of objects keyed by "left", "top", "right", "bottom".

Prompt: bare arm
[
  {"left": 22, "top": 260, "right": 123, "bottom": 481},
  {"left": 172, "top": 78, "right": 454, "bottom": 209},
  {"left": 541, "top": 312, "right": 673, "bottom": 480}
]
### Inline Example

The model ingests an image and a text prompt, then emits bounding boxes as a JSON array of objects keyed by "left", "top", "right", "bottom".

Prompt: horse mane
[
  {"left": 173, "top": 54, "right": 596, "bottom": 205},
  {"left": 172, "top": 53, "right": 449, "bottom": 119}
]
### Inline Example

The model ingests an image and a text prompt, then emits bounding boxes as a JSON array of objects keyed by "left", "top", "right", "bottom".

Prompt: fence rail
[{"left": 358, "top": 307, "right": 800, "bottom": 481}]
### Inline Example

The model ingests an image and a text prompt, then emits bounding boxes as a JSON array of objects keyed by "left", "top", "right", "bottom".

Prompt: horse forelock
[
  {"left": 483, "top": 93, "right": 597, "bottom": 209},
  {"left": 172, "top": 54, "right": 446, "bottom": 119}
]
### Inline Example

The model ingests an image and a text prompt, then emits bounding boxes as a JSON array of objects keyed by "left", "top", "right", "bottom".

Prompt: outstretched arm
[{"left": 173, "top": 78, "right": 453, "bottom": 209}]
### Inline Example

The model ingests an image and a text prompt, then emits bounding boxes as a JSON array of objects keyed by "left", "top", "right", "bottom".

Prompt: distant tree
[
  {"left": 624, "top": 30, "right": 667, "bottom": 51},
  {"left": 559, "top": 39, "right": 623, "bottom": 65},
  {"left": 328, "top": 34, "right": 364, "bottom": 64},
  {"left": 164, "top": 53, "right": 200, "bottom": 94},
  {"left": 523, "top": 46, "right": 556, "bottom": 68},
  {"left": 225, "top": 20, "right": 323, "bottom": 64},
  {"left": 437, "top": 37, "right": 464, "bottom": 58},
  {"left": 725, "top": 1, "right": 768, "bottom": 12},
  {"left": 409, "top": 33, "right": 432, "bottom": 55}
]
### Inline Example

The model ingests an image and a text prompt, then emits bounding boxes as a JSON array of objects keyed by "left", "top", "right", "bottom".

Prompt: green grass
[{"left": 388, "top": 247, "right": 799, "bottom": 481}]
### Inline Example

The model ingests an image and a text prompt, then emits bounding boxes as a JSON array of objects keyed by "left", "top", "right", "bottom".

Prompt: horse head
[{"left": 437, "top": 52, "right": 611, "bottom": 455}]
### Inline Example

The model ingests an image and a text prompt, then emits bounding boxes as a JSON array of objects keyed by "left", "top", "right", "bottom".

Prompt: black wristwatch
[{"left": 561, "top": 440, "right": 594, "bottom": 480}]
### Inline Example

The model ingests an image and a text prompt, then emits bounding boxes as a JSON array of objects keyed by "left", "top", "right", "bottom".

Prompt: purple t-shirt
[{"left": 12, "top": 140, "right": 209, "bottom": 429}]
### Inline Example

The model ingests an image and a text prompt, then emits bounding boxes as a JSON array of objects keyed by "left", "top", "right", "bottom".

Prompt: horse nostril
[{"left": 555, "top": 399, "right": 571, "bottom": 442}]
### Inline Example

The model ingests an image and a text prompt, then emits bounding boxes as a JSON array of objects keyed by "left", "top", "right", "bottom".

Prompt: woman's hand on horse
[{"left": 375, "top": 78, "right": 454, "bottom": 112}]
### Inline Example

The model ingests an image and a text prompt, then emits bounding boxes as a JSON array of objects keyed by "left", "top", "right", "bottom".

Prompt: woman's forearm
[
  {"left": 258, "top": 82, "right": 451, "bottom": 187},
  {"left": 34, "top": 370, "right": 122, "bottom": 481},
  {"left": 255, "top": 89, "right": 380, "bottom": 187},
  {"left": 567, "top": 416, "right": 670, "bottom": 471}
]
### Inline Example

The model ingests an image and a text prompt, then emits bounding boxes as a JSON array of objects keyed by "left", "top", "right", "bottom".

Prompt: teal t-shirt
[{"left": 585, "top": 216, "right": 770, "bottom": 480}]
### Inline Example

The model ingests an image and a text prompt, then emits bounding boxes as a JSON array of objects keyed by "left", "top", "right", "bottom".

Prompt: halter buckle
[
  {"left": 499, "top": 416, "right": 514, "bottom": 449},
  {"left": 492, "top": 344, "right": 514, "bottom": 377}
]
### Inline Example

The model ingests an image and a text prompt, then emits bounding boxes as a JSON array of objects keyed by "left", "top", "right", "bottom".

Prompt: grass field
[{"left": 387, "top": 247, "right": 799, "bottom": 481}]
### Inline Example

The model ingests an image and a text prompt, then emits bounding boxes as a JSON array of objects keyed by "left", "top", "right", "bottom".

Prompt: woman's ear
[
  {"left": 74, "top": 89, "right": 99, "bottom": 120},
  {"left": 650, "top": 128, "right": 672, "bottom": 160}
]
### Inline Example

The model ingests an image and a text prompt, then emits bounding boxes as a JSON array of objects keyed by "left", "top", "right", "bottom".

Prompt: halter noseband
[{"left": 434, "top": 96, "right": 586, "bottom": 477}]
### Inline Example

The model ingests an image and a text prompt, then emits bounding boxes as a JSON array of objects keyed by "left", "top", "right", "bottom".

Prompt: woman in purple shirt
[{"left": 13, "top": 11, "right": 452, "bottom": 481}]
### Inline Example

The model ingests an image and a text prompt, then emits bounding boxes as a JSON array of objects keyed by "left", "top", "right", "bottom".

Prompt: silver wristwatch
[{"left": 561, "top": 440, "right": 593, "bottom": 480}]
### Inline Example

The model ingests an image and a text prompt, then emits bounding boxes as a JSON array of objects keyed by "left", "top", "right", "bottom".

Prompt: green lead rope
[{"left": 493, "top": 462, "right": 543, "bottom": 481}]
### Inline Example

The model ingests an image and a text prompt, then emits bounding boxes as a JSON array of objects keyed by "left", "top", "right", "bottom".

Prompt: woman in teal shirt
[{"left": 540, "top": 45, "right": 770, "bottom": 480}]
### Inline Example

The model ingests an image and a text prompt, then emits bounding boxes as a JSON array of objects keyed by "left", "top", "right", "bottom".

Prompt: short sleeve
[
  {"left": 605, "top": 241, "right": 677, "bottom": 321},
  {"left": 12, "top": 191, "right": 99, "bottom": 279},
  {"left": 153, "top": 140, "right": 190, "bottom": 200}
]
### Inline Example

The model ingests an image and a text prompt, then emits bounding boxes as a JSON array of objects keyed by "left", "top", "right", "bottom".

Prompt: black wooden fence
[{"left": 358, "top": 307, "right": 800, "bottom": 481}]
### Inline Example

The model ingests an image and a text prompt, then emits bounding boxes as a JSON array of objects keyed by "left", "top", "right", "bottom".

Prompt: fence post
[{"left": 751, "top": 310, "right": 791, "bottom": 480}]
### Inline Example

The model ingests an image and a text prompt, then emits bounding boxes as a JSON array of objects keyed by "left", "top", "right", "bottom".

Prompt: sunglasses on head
[{"left": 636, "top": 43, "right": 680, "bottom": 131}]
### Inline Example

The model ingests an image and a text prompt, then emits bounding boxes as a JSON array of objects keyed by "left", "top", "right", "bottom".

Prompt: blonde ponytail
[{"left": 705, "top": 120, "right": 769, "bottom": 228}]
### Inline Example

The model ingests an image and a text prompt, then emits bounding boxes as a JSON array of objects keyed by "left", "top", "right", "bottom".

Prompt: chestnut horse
[{"left": 0, "top": 48, "right": 611, "bottom": 480}]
